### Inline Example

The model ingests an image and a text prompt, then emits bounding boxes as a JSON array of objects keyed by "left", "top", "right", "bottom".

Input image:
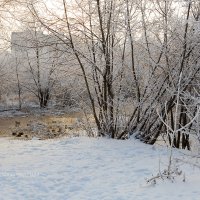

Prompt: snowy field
[{"left": 0, "top": 137, "right": 200, "bottom": 200}]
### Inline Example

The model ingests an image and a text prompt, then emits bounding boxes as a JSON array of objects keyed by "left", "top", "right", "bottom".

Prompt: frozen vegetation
[{"left": 0, "top": 0, "right": 200, "bottom": 199}]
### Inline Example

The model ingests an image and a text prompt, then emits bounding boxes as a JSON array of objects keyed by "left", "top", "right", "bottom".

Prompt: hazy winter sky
[{"left": 0, "top": 0, "right": 187, "bottom": 51}]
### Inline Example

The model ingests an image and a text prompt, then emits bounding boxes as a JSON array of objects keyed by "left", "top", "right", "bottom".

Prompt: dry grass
[{"left": 0, "top": 112, "right": 94, "bottom": 139}]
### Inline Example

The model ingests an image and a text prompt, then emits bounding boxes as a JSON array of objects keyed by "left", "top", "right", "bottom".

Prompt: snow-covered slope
[{"left": 0, "top": 137, "right": 199, "bottom": 200}]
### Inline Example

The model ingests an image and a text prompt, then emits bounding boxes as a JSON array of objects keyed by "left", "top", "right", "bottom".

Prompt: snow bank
[{"left": 0, "top": 137, "right": 199, "bottom": 200}]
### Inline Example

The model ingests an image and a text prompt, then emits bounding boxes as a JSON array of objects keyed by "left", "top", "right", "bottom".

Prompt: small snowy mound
[{"left": 0, "top": 137, "right": 199, "bottom": 200}]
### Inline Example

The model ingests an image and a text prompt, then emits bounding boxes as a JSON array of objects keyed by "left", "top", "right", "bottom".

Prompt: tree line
[{"left": 0, "top": 0, "right": 200, "bottom": 148}]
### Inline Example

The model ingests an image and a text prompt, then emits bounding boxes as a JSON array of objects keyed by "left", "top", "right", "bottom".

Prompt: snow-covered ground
[{"left": 0, "top": 137, "right": 199, "bottom": 200}]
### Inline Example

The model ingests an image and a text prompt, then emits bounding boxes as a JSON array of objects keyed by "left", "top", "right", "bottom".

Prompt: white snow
[{"left": 0, "top": 137, "right": 199, "bottom": 200}]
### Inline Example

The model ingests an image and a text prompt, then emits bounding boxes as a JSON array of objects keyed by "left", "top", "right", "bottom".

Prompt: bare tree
[{"left": 22, "top": 0, "right": 200, "bottom": 147}]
